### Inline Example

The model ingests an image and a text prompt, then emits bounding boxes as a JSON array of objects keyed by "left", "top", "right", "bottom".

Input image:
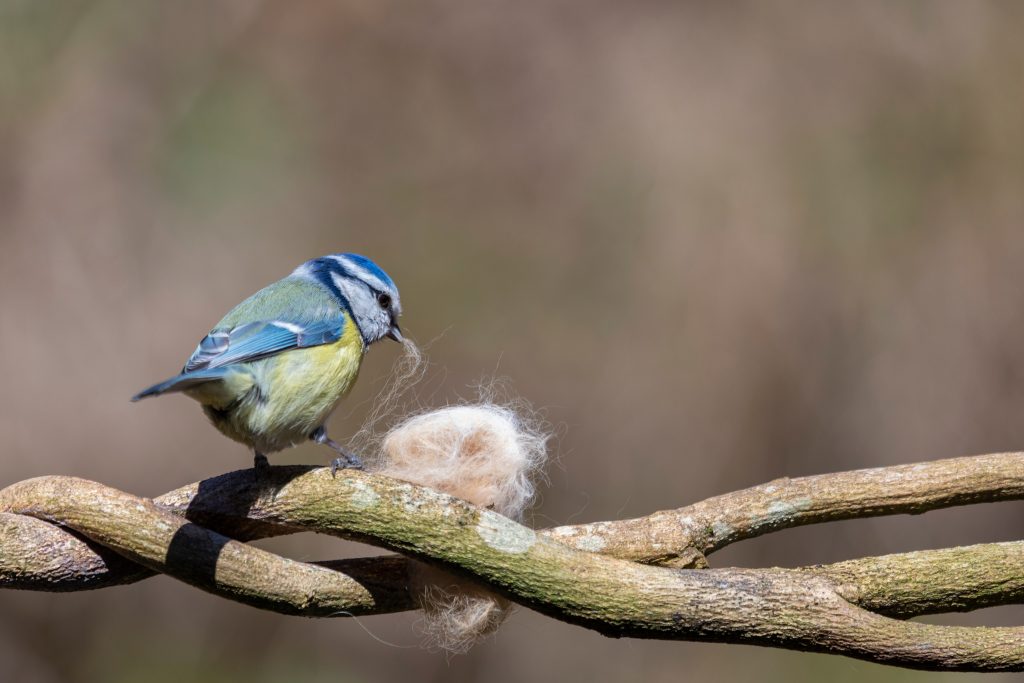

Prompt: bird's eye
[{"left": 377, "top": 292, "right": 392, "bottom": 309}]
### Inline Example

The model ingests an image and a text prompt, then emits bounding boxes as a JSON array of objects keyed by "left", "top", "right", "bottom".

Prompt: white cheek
[{"left": 331, "top": 275, "right": 390, "bottom": 341}]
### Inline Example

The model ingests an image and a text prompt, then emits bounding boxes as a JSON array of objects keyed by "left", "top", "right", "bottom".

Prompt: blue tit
[{"left": 132, "top": 253, "right": 403, "bottom": 473}]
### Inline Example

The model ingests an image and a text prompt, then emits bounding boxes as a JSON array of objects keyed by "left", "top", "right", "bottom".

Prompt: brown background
[{"left": 2, "top": 2, "right": 1023, "bottom": 681}]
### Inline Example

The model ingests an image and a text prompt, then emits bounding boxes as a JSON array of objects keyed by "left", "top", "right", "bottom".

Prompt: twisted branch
[{"left": 2, "top": 453, "right": 1023, "bottom": 671}]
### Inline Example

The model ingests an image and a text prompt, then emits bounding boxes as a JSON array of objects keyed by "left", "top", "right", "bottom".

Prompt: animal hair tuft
[{"left": 372, "top": 390, "right": 549, "bottom": 652}]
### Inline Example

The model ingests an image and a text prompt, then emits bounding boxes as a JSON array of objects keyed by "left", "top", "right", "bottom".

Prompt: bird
[{"left": 132, "top": 253, "right": 403, "bottom": 474}]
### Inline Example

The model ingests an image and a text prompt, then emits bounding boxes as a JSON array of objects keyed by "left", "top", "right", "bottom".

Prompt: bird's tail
[{"left": 131, "top": 367, "right": 232, "bottom": 402}]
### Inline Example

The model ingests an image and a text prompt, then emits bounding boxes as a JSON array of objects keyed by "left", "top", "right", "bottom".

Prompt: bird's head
[{"left": 295, "top": 253, "right": 403, "bottom": 346}]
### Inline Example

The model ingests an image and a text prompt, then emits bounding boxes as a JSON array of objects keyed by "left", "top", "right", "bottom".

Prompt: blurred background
[{"left": 2, "top": 1, "right": 1024, "bottom": 681}]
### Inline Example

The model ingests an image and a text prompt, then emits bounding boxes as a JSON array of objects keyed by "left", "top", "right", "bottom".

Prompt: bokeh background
[{"left": 2, "top": 1, "right": 1024, "bottom": 681}]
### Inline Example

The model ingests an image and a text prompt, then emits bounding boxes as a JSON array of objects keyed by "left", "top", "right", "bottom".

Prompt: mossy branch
[{"left": 1, "top": 452, "right": 1023, "bottom": 671}]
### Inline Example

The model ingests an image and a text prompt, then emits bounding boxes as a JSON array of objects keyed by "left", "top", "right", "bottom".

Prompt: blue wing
[
  {"left": 183, "top": 318, "right": 346, "bottom": 372},
  {"left": 132, "top": 318, "right": 346, "bottom": 402}
]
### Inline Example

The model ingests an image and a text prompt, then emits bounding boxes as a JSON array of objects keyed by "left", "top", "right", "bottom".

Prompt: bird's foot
[
  {"left": 330, "top": 453, "right": 365, "bottom": 477},
  {"left": 253, "top": 452, "right": 270, "bottom": 478},
  {"left": 312, "top": 426, "right": 364, "bottom": 476}
]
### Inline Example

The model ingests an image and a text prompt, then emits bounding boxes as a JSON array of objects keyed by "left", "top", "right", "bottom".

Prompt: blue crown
[{"left": 297, "top": 253, "right": 398, "bottom": 304}]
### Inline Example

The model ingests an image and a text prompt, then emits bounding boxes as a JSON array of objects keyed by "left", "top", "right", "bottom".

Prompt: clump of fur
[
  {"left": 408, "top": 569, "right": 514, "bottom": 655},
  {"left": 380, "top": 404, "right": 546, "bottom": 519},
  {"left": 376, "top": 402, "right": 548, "bottom": 654}
]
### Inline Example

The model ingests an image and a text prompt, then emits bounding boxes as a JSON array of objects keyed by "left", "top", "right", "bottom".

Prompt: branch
[
  {"left": 806, "top": 541, "right": 1024, "bottom": 618},
  {"left": 2, "top": 453, "right": 1023, "bottom": 671},
  {"left": 0, "top": 477, "right": 413, "bottom": 615},
  {"left": 548, "top": 452, "right": 1024, "bottom": 564}
]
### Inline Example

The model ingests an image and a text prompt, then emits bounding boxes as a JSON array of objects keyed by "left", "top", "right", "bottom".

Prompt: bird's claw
[
  {"left": 312, "top": 426, "right": 364, "bottom": 476},
  {"left": 330, "top": 455, "right": 364, "bottom": 477}
]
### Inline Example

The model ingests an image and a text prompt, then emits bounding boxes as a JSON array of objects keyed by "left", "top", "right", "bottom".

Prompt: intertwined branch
[{"left": 2, "top": 453, "right": 1023, "bottom": 671}]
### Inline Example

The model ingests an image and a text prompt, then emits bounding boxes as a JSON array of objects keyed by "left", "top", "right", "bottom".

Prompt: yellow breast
[{"left": 207, "top": 315, "right": 366, "bottom": 453}]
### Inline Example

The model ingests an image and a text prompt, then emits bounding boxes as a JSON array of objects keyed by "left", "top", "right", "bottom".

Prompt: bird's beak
[{"left": 387, "top": 322, "right": 404, "bottom": 343}]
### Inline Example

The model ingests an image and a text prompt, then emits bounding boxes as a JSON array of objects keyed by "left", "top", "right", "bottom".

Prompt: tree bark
[{"left": 1, "top": 452, "right": 1023, "bottom": 671}]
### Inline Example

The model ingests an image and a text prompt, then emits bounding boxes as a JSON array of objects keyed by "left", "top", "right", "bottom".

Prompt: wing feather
[{"left": 183, "top": 318, "right": 345, "bottom": 372}]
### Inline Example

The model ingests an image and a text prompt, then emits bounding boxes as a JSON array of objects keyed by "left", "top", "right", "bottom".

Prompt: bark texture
[{"left": 1, "top": 452, "right": 1023, "bottom": 671}]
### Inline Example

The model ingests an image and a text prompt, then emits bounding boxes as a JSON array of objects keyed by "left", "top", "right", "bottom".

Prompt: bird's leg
[
  {"left": 310, "top": 426, "right": 364, "bottom": 475},
  {"left": 253, "top": 451, "right": 270, "bottom": 474}
]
